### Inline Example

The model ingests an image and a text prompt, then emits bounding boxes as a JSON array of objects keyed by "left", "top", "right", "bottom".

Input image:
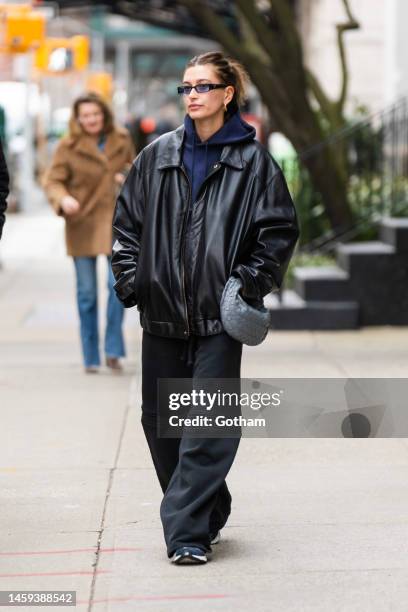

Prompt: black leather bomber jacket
[{"left": 111, "top": 125, "right": 300, "bottom": 339}]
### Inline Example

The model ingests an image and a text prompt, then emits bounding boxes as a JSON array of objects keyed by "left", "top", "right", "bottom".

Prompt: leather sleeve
[
  {"left": 232, "top": 170, "right": 299, "bottom": 301},
  {"left": 111, "top": 151, "right": 145, "bottom": 308},
  {"left": 0, "top": 140, "right": 9, "bottom": 240}
]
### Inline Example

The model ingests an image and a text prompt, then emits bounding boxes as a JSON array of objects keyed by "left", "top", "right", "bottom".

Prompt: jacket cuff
[
  {"left": 113, "top": 276, "right": 137, "bottom": 308},
  {"left": 121, "top": 293, "right": 137, "bottom": 308},
  {"left": 231, "top": 264, "right": 261, "bottom": 301}
]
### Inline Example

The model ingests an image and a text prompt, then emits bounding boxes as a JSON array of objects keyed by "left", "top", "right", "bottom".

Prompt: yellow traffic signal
[
  {"left": 86, "top": 72, "right": 113, "bottom": 102},
  {"left": 34, "top": 36, "right": 89, "bottom": 73},
  {"left": 71, "top": 35, "right": 89, "bottom": 70},
  {"left": 1, "top": 4, "right": 45, "bottom": 53}
]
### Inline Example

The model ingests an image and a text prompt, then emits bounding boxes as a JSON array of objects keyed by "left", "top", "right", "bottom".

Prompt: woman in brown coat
[{"left": 43, "top": 92, "right": 134, "bottom": 372}]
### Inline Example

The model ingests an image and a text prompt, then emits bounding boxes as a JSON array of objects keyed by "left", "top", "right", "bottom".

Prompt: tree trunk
[
  {"left": 249, "top": 76, "right": 353, "bottom": 229},
  {"left": 301, "top": 148, "right": 353, "bottom": 229}
]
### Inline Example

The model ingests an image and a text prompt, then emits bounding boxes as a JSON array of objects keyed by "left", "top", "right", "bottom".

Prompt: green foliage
[
  {"left": 279, "top": 106, "right": 408, "bottom": 249},
  {"left": 279, "top": 157, "right": 330, "bottom": 245}
]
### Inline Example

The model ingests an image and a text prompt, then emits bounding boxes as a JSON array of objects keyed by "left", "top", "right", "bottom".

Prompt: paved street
[{"left": 1, "top": 207, "right": 408, "bottom": 611}]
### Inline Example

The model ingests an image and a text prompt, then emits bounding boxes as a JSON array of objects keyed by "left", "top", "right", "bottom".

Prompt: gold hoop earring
[{"left": 224, "top": 103, "right": 228, "bottom": 112}]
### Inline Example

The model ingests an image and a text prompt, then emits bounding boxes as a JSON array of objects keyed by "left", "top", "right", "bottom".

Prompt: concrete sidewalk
[{"left": 1, "top": 208, "right": 408, "bottom": 611}]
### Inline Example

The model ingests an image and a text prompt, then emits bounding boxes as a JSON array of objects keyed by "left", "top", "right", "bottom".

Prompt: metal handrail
[{"left": 289, "top": 97, "right": 408, "bottom": 253}]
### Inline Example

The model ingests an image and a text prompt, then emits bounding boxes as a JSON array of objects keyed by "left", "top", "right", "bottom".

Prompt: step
[
  {"left": 380, "top": 217, "right": 408, "bottom": 252},
  {"left": 266, "top": 290, "right": 359, "bottom": 330},
  {"left": 293, "top": 266, "right": 352, "bottom": 301},
  {"left": 265, "top": 290, "right": 305, "bottom": 309},
  {"left": 336, "top": 241, "right": 395, "bottom": 272}
]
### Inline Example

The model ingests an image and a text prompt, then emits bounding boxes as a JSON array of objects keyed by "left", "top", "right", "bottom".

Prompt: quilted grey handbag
[{"left": 220, "top": 276, "right": 271, "bottom": 346}]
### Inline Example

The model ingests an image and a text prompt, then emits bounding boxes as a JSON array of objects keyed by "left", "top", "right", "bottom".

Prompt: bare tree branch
[
  {"left": 235, "top": 0, "right": 280, "bottom": 67},
  {"left": 178, "top": 0, "right": 292, "bottom": 113},
  {"left": 269, "top": 0, "right": 304, "bottom": 63},
  {"left": 178, "top": 0, "right": 242, "bottom": 58},
  {"left": 306, "top": 69, "right": 341, "bottom": 128},
  {"left": 236, "top": 0, "right": 306, "bottom": 98},
  {"left": 234, "top": 4, "right": 272, "bottom": 66},
  {"left": 336, "top": 0, "right": 360, "bottom": 111}
]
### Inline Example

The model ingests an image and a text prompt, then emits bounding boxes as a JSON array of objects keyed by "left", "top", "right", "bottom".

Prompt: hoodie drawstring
[
  {"left": 204, "top": 141, "right": 208, "bottom": 184},
  {"left": 179, "top": 335, "right": 198, "bottom": 367},
  {"left": 190, "top": 135, "right": 211, "bottom": 206},
  {"left": 191, "top": 135, "right": 196, "bottom": 205}
]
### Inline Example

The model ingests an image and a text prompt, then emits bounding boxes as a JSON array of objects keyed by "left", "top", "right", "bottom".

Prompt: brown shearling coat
[{"left": 43, "top": 121, "right": 134, "bottom": 257}]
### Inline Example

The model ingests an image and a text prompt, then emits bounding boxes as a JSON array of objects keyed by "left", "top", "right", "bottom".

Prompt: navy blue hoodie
[{"left": 182, "top": 110, "right": 256, "bottom": 203}]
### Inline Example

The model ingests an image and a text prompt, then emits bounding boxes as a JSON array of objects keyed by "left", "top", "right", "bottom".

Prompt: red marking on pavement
[
  {"left": 0, "top": 547, "right": 141, "bottom": 557},
  {"left": 99, "top": 548, "right": 142, "bottom": 553},
  {"left": 78, "top": 593, "right": 231, "bottom": 605},
  {"left": 0, "top": 570, "right": 110, "bottom": 578}
]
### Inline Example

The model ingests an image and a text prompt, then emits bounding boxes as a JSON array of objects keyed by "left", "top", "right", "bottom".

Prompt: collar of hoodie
[{"left": 182, "top": 110, "right": 256, "bottom": 202}]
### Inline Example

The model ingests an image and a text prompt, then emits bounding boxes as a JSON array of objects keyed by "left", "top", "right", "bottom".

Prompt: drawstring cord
[
  {"left": 191, "top": 133, "right": 196, "bottom": 205},
  {"left": 179, "top": 335, "right": 198, "bottom": 366},
  {"left": 191, "top": 132, "right": 210, "bottom": 205}
]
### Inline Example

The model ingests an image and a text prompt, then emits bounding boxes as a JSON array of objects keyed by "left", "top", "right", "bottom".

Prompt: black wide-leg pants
[{"left": 141, "top": 330, "right": 243, "bottom": 557}]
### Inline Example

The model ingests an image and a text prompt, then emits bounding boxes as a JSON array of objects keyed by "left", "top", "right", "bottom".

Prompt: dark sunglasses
[{"left": 177, "top": 83, "right": 227, "bottom": 95}]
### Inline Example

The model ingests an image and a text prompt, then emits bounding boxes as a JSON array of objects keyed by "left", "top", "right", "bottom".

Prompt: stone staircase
[{"left": 268, "top": 217, "right": 408, "bottom": 329}]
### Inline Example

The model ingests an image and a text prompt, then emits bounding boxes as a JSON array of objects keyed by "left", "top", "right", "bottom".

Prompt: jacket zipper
[
  {"left": 179, "top": 162, "right": 223, "bottom": 337},
  {"left": 180, "top": 164, "right": 192, "bottom": 337}
]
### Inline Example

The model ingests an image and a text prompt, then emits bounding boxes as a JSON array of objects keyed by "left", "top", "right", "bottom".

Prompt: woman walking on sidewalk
[
  {"left": 43, "top": 93, "right": 134, "bottom": 373},
  {"left": 111, "top": 52, "right": 299, "bottom": 563}
]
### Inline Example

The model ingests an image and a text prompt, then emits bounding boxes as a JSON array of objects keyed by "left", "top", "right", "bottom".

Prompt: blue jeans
[{"left": 73, "top": 256, "right": 125, "bottom": 367}]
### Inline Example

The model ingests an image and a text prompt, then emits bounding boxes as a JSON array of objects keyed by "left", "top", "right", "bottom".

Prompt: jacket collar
[
  {"left": 157, "top": 125, "right": 244, "bottom": 170},
  {"left": 66, "top": 127, "right": 128, "bottom": 163},
  {"left": 105, "top": 127, "right": 129, "bottom": 159}
]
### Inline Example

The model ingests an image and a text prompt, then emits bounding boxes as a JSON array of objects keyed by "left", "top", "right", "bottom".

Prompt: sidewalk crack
[{"left": 87, "top": 375, "right": 137, "bottom": 611}]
